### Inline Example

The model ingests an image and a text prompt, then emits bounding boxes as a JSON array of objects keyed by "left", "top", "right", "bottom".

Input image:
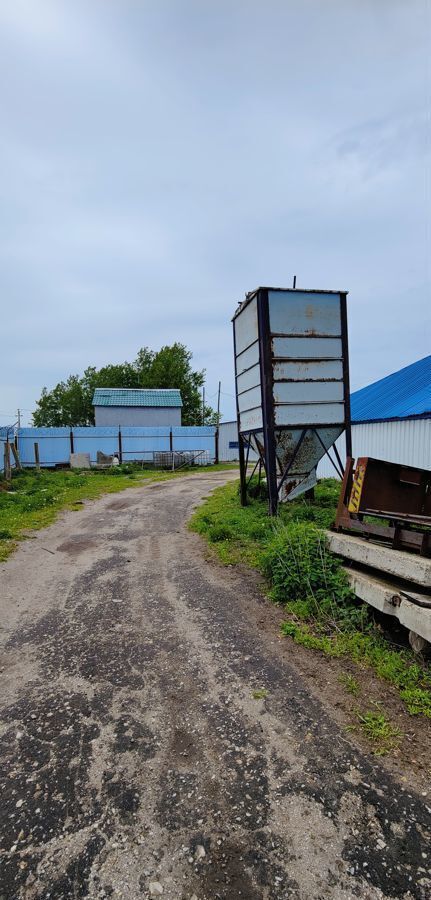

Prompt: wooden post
[
  {"left": 118, "top": 428, "right": 123, "bottom": 463},
  {"left": 34, "top": 442, "right": 40, "bottom": 471},
  {"left": 4, "top": 441, "right": 11, "bottom": 481},
  {"left": 10, "top": 443, "right": 22, "bottom": 470}
]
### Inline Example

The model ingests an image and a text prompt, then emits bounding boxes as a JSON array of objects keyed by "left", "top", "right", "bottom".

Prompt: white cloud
[{"left": 0, "top": 0, "right": 429, "bottom": 423}]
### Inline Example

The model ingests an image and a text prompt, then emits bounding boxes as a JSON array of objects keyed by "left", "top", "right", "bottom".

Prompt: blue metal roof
[
  {"left": 351, "top": 356, "right": 431, "bottom": 423},
  {"left": 92, "top": 388, "right": 183, "bottom": 408}
]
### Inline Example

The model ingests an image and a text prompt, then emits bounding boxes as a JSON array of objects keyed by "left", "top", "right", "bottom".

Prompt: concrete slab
[
  {"left": 327, "top": 531, "right": 431, "bottom": 589},
  {"left": 346, "top": 567, "right": 431, "bottom": 645},
  {"left": 97, "top": 450, "right": 114, "bottom": 466},
  {"left": 346, "top": 568, "right": 402, "bottom": 618},
  {"left": 70, "top": 452, "right": 91, "bottom": 469}
]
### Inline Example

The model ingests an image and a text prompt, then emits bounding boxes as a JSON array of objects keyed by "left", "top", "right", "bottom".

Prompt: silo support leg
[{"left": 238, "top": 434, "right": 247, "bottom": 507}]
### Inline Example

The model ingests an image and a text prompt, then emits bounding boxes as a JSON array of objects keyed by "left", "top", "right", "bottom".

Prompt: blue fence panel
[
  {"left": 172, "top": 426, "right": 216, "bottom": 462},
  {"left": 18, "top": 427, "right": 71, "bottom": 467},
  {"left": 10, "top": 425, "right": 217, "bottom": 468},
  {"left": 73, "top": 427, "right": 120, "bottom": 463},
  {"left": 121, "top": 427, "right": 171, "bottom": 461}
]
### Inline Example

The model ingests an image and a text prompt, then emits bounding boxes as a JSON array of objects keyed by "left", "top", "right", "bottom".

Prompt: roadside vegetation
[
  {"left": 349, "top": 707, "right": 402, "bottom": 756},
  {"left": 190, "top": 478, "right": 431, "bottom": 736},
  {"left": 0, "top": 462, "right": 236, "bottom": 563}
]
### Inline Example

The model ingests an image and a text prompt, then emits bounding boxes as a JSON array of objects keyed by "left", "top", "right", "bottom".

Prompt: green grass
[
  {"left": 349, "top": 708, "right": 402, "bottom": 756},
  {"left": 338, "top": 673, "right": 360, "bottom": 696},
  {"left": 190, "top": 478, "right": 431, "bottom": 721},
  {"left": 0, "top": 462, "right": 236, "bottom": 562},
  {"left": 252, "top": 688, "right": 269, "bottom": 700}
]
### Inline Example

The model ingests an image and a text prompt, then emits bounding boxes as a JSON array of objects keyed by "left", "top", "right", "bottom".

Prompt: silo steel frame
[{"left": 233, "top": 287, "right": 352, "bottom": 516}]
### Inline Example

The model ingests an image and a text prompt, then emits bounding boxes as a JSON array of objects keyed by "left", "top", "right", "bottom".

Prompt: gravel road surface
[{"left": 0, "top": 470, "right": 430, "bottom": 900}]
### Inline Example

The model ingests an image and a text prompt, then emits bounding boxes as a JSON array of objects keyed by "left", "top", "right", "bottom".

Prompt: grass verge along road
[{"left": 190, "top": 479, "right": 431, "bottom": 745}]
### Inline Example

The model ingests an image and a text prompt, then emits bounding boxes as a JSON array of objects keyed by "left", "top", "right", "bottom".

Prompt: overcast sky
[{"left": 0, "top": 0, "right": 429, "bottom": 425}]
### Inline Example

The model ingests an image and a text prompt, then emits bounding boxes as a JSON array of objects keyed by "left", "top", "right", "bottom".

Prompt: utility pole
[
  {"left": 17, "top": 409, "right": 21, "bottom": 428},
  {"left": 216, "top": 381, "right": 221, "bottom": 426},
  {"left": 202, "top": 387, "right": 205, "bottom": 425}
]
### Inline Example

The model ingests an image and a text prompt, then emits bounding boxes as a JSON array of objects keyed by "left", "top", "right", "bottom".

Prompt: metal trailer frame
[
  {"left": 233, "top": 287, "right": 352, "bottom": 516},
  {"left": 334, "top": 456, "right": 431, "bottom": 556}
]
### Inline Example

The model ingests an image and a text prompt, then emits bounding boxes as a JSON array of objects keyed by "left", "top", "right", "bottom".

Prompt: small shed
[{"left": 93, "top": 388, "right": 183, "bottom": 427}]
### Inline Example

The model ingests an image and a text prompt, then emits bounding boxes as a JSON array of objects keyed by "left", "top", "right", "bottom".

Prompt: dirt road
[{"left": 0, "top": 471, "right": 430, "bottom": 900}]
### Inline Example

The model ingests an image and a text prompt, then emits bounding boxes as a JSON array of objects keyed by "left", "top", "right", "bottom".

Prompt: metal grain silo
[{"left": 232, "top": 286, "right": 352, "bottom": 514}]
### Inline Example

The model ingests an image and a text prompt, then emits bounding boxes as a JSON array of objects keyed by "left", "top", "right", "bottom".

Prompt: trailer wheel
[{"left": 408, "top": 630, "right": 430, "bottom": 655}]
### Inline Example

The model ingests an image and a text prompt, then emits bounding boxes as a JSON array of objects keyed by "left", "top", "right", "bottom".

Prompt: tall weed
[{"left": 262, "top": 521, "right": 366, "bottom": 631}]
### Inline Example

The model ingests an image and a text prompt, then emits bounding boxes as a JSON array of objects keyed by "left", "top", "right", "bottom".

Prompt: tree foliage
[{"left": 33, "top": 343, "right": 215, "bottom": 426}]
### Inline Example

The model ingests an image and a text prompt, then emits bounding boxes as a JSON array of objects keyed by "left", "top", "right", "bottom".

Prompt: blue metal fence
[
  {"left": 121, "top": 426, "right": 171, "bottom": 461},
  {"left": 6, "top": 425, "right": 217, "bottom": 469},
  {"left": 72, "top": 427, "right": 119, "bottom": 463},
  {"left": 18, "top": 428, "right": 71, "bottom": 467}
]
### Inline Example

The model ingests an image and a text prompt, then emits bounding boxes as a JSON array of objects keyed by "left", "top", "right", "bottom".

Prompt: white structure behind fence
[
  {"left": 220, "top": 419, "right": 431, "bottom": 476},
  {"left": 317, "top": 419, "right": 431, "bottom": 478}
]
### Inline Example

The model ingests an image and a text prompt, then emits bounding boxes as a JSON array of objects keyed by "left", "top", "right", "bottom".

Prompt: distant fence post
[
  {"left": 118, "top": 428, "right": 123, "bottom": 463},
  {"left": 10, "top": 443, "right": 22, "bottom": 470},
  {"left": 4, "top": 441, "right": 11, "bottom": 481},
  {"left": 70, "top": 430, "right": 74, "bottom": 455},
  {"left": 34, "top": 442, "right": 40, "bottom": 470}
]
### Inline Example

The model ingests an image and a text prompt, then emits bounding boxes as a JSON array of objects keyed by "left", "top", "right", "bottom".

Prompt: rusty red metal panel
[{"left": 334, "top": 456, "right": 431, "bottom": 555}]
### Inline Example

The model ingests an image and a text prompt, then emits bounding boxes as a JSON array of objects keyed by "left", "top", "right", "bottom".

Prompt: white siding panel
[
  {"left": 272, "top": 336, "right": 342, "bottom": 359},
  {"left": 237, "top": 363, "right": 261, "bottom": 394},
  {"left": 317, "top": 420, "right": 431, "bottom": 479},
  {"left": 95, "top": 406, "right": 181, "bottom": 426},
  {"left": 273, "top": 381, "right": 344, "bottom": 404},
  {"left": 273, "top": 360, "right": 343, "bottom": 381},
  {"left": 268, "top": 291, "right": 342, "bottom": 336},
  {"left": 220, "top": 419, "right": 431, "bottom": 470},
  {"left": 236, "top": 341, "right": 260, "bottom": 375},
  {"left": 239, "top": 408, "right": 263, "bottom": 431},
  {"left": 238, "top": 385, "right": 262, "bottom": 412},
  {"left": 234, "top": 297, "right": 258, "bottom": 354},
  {"left": 275, "top": 403, "right": 345, "bottom": 426},
  {"left": 218, "top": 421, "right": 258, "bottom": 461}
]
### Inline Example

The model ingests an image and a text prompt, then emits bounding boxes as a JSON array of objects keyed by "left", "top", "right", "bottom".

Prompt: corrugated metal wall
[
  {"left": 317, "top": 419, "right": 431, "bottom": 479},
  {"left": 94, "top": 406, "right": 182, "bottom": 427},
  {"left": 219, "top": 419, "right": 431, "bottom": 474},
  {"left": 18, "top": 428, "right": 72, "bottom": 467},
  {"left": 218, "top": 421, "right": 240, "bottom": 460},
  {"left": 5, "top": 426, "right": 216, "bottom": 468},
  {"left": 218, "top": 421, "right": 258, "bottom": 462}
]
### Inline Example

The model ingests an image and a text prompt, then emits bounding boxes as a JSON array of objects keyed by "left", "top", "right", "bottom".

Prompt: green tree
[
  {"left": 32, "top": 344, "right": 214, "bottom": 427},
  {"left": 33, "top": 376, "right": 89, "bottom": 426},
  {"left": 142, "top": 343, "right": 205, "bottom": 425}
]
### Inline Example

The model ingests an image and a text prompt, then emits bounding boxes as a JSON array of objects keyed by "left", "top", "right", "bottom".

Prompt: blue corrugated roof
[
  {"left": 92, "top": 388, "right": 183, "bottom": 408},
  {"left": 351, "top": 355, "right": 431, "bottom": 423}
]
